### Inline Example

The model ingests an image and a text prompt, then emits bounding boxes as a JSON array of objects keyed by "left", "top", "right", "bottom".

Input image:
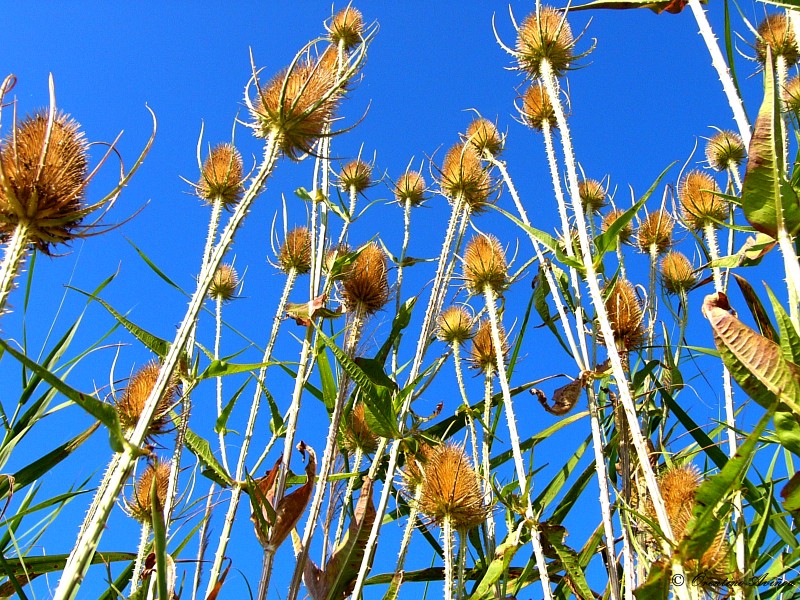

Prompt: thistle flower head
[
  {"left": 578, "top": 178, "right": 607, "bottom": 212},
  {"left": 208, "top": 263, "right": 239, "bottom": 302},
  {"left": 197, "top": 143, "right": 244, "bottom": 209},
  {"left": 785, "top": 76, "right": 800, "bottom": 114},
  {"left": 418, "top": 443, "right": 487, "bottom": 531},
  {"left": 601, "top": 208, "right": 633, "bottom": 244},
  {"left": 342, "top": 242, "right": 389, "bottom": 315},
  {"left": 516, "top": 6, "right": 574, "bottom": 78},
  {"left": 465, "top": 118, "right": 503, "bottom": 157},
  {"left": 660, "top": 251, "right": 697, "bottom": 295},
  {"left": 439, "top": 142, "right": 492, "bottom": 212},
  {"left": 393, "top": 170, "right": 426, "bottom": 206},
  {"left": 705, "top": 130, "right": 745, "bottom": 172},
  {"left": 338, "top": 158, "right": 372, "bottom": 193},
  {"left": 341, "top": 402, "right": 379, "bottom": 454},
  {"left": 636, "top": 209, "right": 673, "bottom": 254},
  {"left": 279, "top": 226, "right": 312, "bottom": 274},
  {"left": 604, "top": 279, "right": 645, "bottom": 351},
  {"left": 128, "top": 459, "right": 171, "bottom": 524},
  {"left": 521, "top": 83, "right": 557, "bottom": 131},
  {"left": 0, "top": 110, "right": 90, "bottom": 253},
  {"left": 469, "top": 318, "right": 508, "bottom": 373},
  {"left": 678, "top": 170, "right": 727, "bottom": 231},
  {"left": 463, "top": 233, "right": 508, "bottom": 295},
  {"left": 115, "top": 361, "right": 179, "bottom": 436},
  {"left": 437, "top": 306, "right": 474, "bottom": 345},
  {"left": 756, "top": 13, "right": 799, "bottom": 66},
  {"left": 328, "top": 6, "right": 364, "bottom": 50}
]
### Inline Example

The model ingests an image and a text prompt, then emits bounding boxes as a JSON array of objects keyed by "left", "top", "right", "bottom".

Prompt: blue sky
[{"left": 0, "top": 1, "right": 783, "bottom": 598}]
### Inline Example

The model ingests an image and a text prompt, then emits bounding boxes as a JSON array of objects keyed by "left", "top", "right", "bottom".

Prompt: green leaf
[
  {"left": 215, "top": 379, "right": 249, "bottom": 435},
  {"left": 774, "top": 410, "right": 800, "bottom": 456},
  {"left": 127, "top": 238, "right": 183, "bottom": 292},
  {"left": 781, "top": 470, "right": 800, "bottom": 513},
  {"left": 151, "top": 474, "right": 169, "bottom": 600},
  {"left": 197, "top": 359, "right": 276, "bottom": 380},
  {"left": 733, "top": 274, "right": 778, "bottom": 343},
  {"left": 375, "top": 296, "right": 416, "bottom": 365},
  {"left": 633, "top": 561, "right": 671, "bottom": 599},
  {"left": 766, "top": 284, "right": 800, "bottom": 364},
  {"left": 541, "top": 525, "right": 593, "bottom": 600},
  {"left": 471, "top": 537, "right": 522, "bottom": 599},
  {"left": 184, "top": 428, "right": 233, "bottom": 487}
]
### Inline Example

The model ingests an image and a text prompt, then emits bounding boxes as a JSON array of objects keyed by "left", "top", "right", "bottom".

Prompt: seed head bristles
[
  {"left": 601, "top": 207, "right": 634, "bottom": 244},
  {"left": 785, "top": 75, "right": 800, "bottom": 114},
  {"left": 660, "top": 251, "right": 698, "bottom": 296},
  {"left": 437, "top": 306, "right": 475, "bottom": 345},
  {"left": 578, "top": 178, "right": 607, "bottom": 213},
  {"left": 196, "top": 143, "right": 244, "bottom": 209},
  {"left": 464, "top": 118, "right": 504, "bottom": 157},
  {"left": 341, "top": 241, "right": 390, "bottom": 315},
  {"left": 324, "top": 243, "right": 351, "bottom": 279},
  {"left": 392, "top": 169, "right": 427, "bottom": 207},
  {"left": 115, "top": 361, "right": 179, "bottom": 436},
  {"left": 338, "top": 158, "right": 373, "bottom": 194},
  {"left": 127, "top": 459, "right": 171, "bottom": 525},
  {"left": 636, "top": 209, "right": 674, "bottom": 254},
  {"left": 327, "top": 6, "right": 364, "bottom": 51},
  {"left": 401, "top": 440, "right": 436, "bottom": 493},
  {"left": 279, "top": 226, "right": 312, "bottom": 274},
  {"left": 603, "top": 279, "right": 645, "bottom": 352},
  {"left": 463, "top": 233, "right": 508, "bottom": 295},
  {"left": 519, "top": 82, "right": 558, "bottom": 131},
  {"left": 341, "top": 402, "right": 380, "bottom": 454},
  {"left": 678, "top": 170, "right": 727, "bottom": 231},
  {"left": 439, "top": 142, "right": 493, "bottom": 212},
  {"left": 756, "top": 13, "right": 800, "bottom": 66},
  {"left": 208, "top": 263, "right": 240, "bottom": 302},
  {"left": 704, "top": 130, "right": 745, "bottom": 171},
  {"left": 469, "top": 318, "right": 509, "bottom": 373},
  {"left": 516, "top": 6, "right": 575, "bottom": 78}
]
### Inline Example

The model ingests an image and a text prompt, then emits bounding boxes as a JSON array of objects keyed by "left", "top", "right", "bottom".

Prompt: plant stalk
[{"left": 0, "top": 220, "right": 31, "bottom": 317}]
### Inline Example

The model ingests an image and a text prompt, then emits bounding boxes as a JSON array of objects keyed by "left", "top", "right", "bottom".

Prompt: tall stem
[
  {"left": 333, "top": 448, "right": 363, "bottom": 549},
  {"left": 481, "top": 373, "right": 496, "bottom": 557},
  {"left": 443, "top": 515, "right": 454, "bottom": 600},
  {"left": 392, "top": 484, "right": 423, "bottom": 596},
  {"left": 190, "top": 483, "right": 215, "bottom": 600},
  {"left": 215, "top": 296, "right": 229, "bottom": 472},
  {"left": 130, "top": 521, "right": 152, "bottom": 595},
  {"left": 393, "top": 198, "right": 412, "bottom": 374},
  {"left": 0, "top": 220, "right": 31, "bottom": 316},
  {"left": 453, "top": 343, "right": 480, "bottom": 469}
]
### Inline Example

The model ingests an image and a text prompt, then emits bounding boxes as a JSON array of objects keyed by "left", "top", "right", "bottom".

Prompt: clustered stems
[
  {"left": 333, "top": 446, "right": 363, "bottom": 547},
  {"left": 452, "top": 342, "right": 480, "bottom": 469}
]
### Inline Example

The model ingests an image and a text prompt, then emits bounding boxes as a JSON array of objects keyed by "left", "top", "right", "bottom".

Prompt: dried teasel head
[
  {"left": 705, "top": 130, "right": 745, "bottom": 172},
  {"left": 338, "top": 159, "right": 372, "bottom": 194},
  {"left": 437, "top": 306, "right": 474, "bottom": 346},
  {"left": 127, "top": 459, "right": 171, "bottom": 524},
  {"left": 469, "top": 318, "right": 508, "bottom": 373},
  {"left": 636, "top": 209, "right": 674, "bottom": 254},
  {"left": 0, "top": 110, "right": 90, "bottom": 253},
  {"left": 197, "top": 143, "right": 244, "bottom": 209},
  {"left": 785, "top": 75, "right": 800, "bottom": 114},
  {"left": 521, "top": 82, "right": 557, "bottom": 131},
  {"left": 418, "top": 443, "right": 487, "bottom": 531},
  {"left": 393, "top": 170, "right": 426, "bottom": 206},
  {"left": 578, "top": 178, "right": 607, "bottom": 213},
  {"left": 516, "top": 6, "right": 574, "bottom": 79},
  {"left": 465, "top": 118, "right": 503, "bottom": 157},
  {"left": 341, "top": 402, "right": 379, "bottom": 454},
  {"left": 323, "top": 243, "right": 351, "bottom": 279},
  {"left": 279, "top": 226, "right": 312, "bottom": 274},
  {"left": 660, "top": 251, "right": 697, "bottom": 296},
  {"left": 678, "top": 170, "right": 727, "bottom": 231},
  {"left": 463, "top": 233, "right": 508, "bottom": 295},
  {"left": 601, "top": 208, "right": 633, "bottom": 244},
  {"left": 208, "top": 263, "right": 239, "bottom": 302},
  {"left": 756, "top": 13, "right": 800, "bottom": 66},
  {"left": 401, "top": 440, "right": 435, "bottom": 492},
  {"left": 342, "top": 242, "right": 389, "bottom": 315},
  {"left": 603, "top": 279, "right": 645, "bottom": 351},
  {"left": 327, "top": 6, "right": 364, "bottom": 50},
  {"left": 115, "top": 361, "right": 179, "bottom": 435},
  {"left": 439, "top": 142, "right": 492, "bottom": 212}
]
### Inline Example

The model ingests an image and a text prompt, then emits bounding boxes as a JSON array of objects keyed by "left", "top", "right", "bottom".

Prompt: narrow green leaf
[
  {"left": 733, "top": 274, "right": 778, "bottom": 342},
  {"left": 197, "top": 359, "right": 276, "bottom": 380},
  {"left": 215, "top": 379, "right": 249, "bottom": 435},
  {"left": 184, "top": 429, "right": 233, "bottom": 487},
  {"left": 541, "top": 525, "right": 593, "bottom": 600},
  {"left": 151, "top": 476, "right": 169, "bottom": 600},
  {"left": 781, "top": 470, "right": 800, "bottom": 512},
  {"left": 471, "top": 537, "right": 522, "bottom": 599},
  {"left": 375, "top": 296, "right": 416, "bottom": 364},
  {"left": 766, "top": 284, "right": 800, "bottom": 364},
  {"left": 127, "top": 238, "right": 183, "bottom": 291},
  {"left": 633, "top": 561, "right": 670, "bottom": 600},
  {"left": 316, "top": 339, "right": 337, "bottom": 413}
]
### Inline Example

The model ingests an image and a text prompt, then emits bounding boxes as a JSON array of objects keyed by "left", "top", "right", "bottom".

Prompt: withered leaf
[
  {"left": 533, "top": 373, "right": 588, "bottom": 415},
  {"left": 286, "top": 294, "right": 342, "bottom": 326}
]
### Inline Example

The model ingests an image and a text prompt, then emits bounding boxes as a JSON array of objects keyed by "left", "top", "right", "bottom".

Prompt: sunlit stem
[
  {"left": 0, "top": 220, "right": 30, "bottom": 317},
  {"left": 456, "top": 528, "right": 467, "bottom": 600},
  {"left": 333, "top": 447, "right": 364, "bottom": 549},
  {"left": 647, "top": 243, "right": 658, "bottom": 362},
  {"left": 482, "top": 372, "right": 496, "bottom": 556},
  {"left": 453, "top": 343, "right": 480, "bottom": 469},
  {"left": 202, "top": 199, "right": 224, "bottom": 271},
  {"left": 443, "top": 515, "right": 455, "bottom": 600},
  {"left": 617, "top": 245, "right": 627, "bottom": 281},
  {"left": 778, "top": 229, "right": 800, "bottom": 331},
  {"left": 393, "top": 484, "right": 423, "bottom": 593},
  {"left": 215, "top": 296, "right": 229, "bottom": 472},
  {"left": 190, "top": 483, "right": 215, "bottom": 600},
  {"left": 130, "top": 521, "right": 151, "bottom": 594},
  {"left": 393, "top": 198, "right": 413, "bottom": 374}
]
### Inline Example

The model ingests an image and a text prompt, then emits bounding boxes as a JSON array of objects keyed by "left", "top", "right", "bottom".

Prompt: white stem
[
  {"left": 443, "top": 515, "right": 454, "bottom": 600},
  {"left": 393, "top": 198, "right": 412, "bottom": 375},
  {"left": 453, "top": 343, "right": 480, "bottom": 470},
  {"left": 394, "top": 484, "right": 423, "bottom": 582},
  {"left": 130, "top": 521, "right": 152, "bottom": 595},
  {"left": 0, "top": 221, "right": 30, "bottom": 316},
  {"left": 215, "top": 296, "right": 229, "bottom": 473},
  {"left": 333, "top": 447, "right": 363, "bottom": 548},
  {"left": 190, "top": 483, "right": 215, "bottom": 600},
  {"left": 778, "top": 229, "right": 800, "bottom": 332},
  {"left": 482, "top": 373, "right": 496, "bottom": 554}
]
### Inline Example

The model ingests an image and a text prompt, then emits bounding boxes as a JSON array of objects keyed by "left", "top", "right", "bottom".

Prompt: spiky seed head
[
  {"left": 601, "top": 208, "right": 633, "bottom": 244},
  {"left": 338, "top": 159, "right": 372, "bottom": 193},
  {"left": 439, "top": 142, "right": 492, "bottom": 211},
  {"left": 0, "top": 110, "right": 89, "bottom": 254},
  {"left": 578, "top": 178, "right": 607, "bottom": 212},
  {"left": 324, "top": 243, "right": 351, "bottom": 278},
  {"left": 341, "top": 403, "right": 379, "bottom": 454},
  {"left": 469, "top": 318, "right": 508, "bottom": 374},
  {"left": 660, "top": 251, "right": 697, "bottom": 295},
  {"left": 604, "top": 279, "right": 645, "bottom": 351},
  {"left": 705, "top": 131, "right": 745, "bottom": 171},
  {"left": 516, "top": 7, "right": 574, "bottom": 78},
  {"left": 756, "top": 14, "right": 799, "bottom": 66},
  {"left": 418, "top": 444, "right": 487, "bottom": 531},
  {"left": 402, "top": 441, "right": 435, "bottom": 492},
  {"left": 279, "top": 227, "right": 312, "bottom": 274},
  {"left": 128, "top": 459, "right": 171, "bottom": 524},
  {"left": 197, "top": 143, "right": 244, "bottom": 209},
  {"left": 115, "top": 361, "right": 179, "bottom": 435},
  {"left": 208, "top": 263, "right": 239, "bottom": 302},
  {"left": 328, "top": 6, "right": 364, "bottom": 50},
  {"left": 342, "top": 242, "right": 389, "bottom": 315},
  {"left": 785, "top": 76, "right": 800, "bottom": 114},
  {"left": 463, "top": 234, "right": 508, "bottom": 295},
  {"left": 250, "top": 57, "right": 340, "bottom": 160},
  {"left": 636, "top": 210, "right": 674, "bottom": 254},
  {"left": 437, "top": 306, "right": 474, "bottom": 345},
  {"left": 465, "top": 118, "right": 503, "bottom": 157},
  {"left": 393, "top": 170, "right": 426, "bottom": 206},
  {"left": 679, "top": 170, "right": 728, "bottom": 231},
  {"left": 521, "top": 83, "right": 557, "bottom": 131}
]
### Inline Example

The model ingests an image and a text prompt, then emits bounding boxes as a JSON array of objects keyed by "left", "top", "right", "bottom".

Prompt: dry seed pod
[
  {"left": 756, "top": 13, "right": 799, "bottom": 66},
  {"left": 636, "top": 210, "right": 673, "bottom": 254},
  {"left": 208, "top": 263, "right": 239, "bottom": 302},
  {"left": 0, "top": 111, "right": 89, "bottom": 253},
  {"left": 601, "top": 208, "right": 633, "bottom": 244},
  {"left": 338, "top": 159, "right": 372, "bottom": 193},
  {"left": 678, "top": 170, "right": 728, "bottom": 231},
  {"left": 342, "top": 242, "right": 389, "bottom": 315},
  {"left": 463, "top": 234, "right": 508, "bottom": 295},
  {"left": 393, "top": 170, "right": 426, "bottom": 206},
  {"left": 521, "top": 83, "right": 557, "bottom": 131},
  {"left": 436, "top": 306, "right": 474, "bottom": 345},
  {"left": 128, "top": 459, "right": 171, "bottom": 524},
  {"left": 469, "top": 318, "right": 509, "bottom": 373},
  {"left": 516, "top": 6, "right": 574, "bottom": 78},
  {"left": 341, "top": 403, "right": 379, "bottom": 454},
  {"left": 578, "top": 178, "right": 607, "bottom": 213},
  {"left": 115, "top": 361, "right": 179, "bottom": 435},
  {"left": 418, "top": 444, "right": 487, "bottom": 531},
  {"left": 328, "top": 6, "right": 364, "bottom": 50},
  {"left": 279, "top": 227, "right": 312, "bottom": 274},
  {"left": 197, "top": 143, "right": 244, "bottom": 209},
  {"left": 660, "top": 251, "right": 697, "bottom": 295},
  {"left": 785, "top": 76, "right": 800, "bottom": 114},
  {"left": 604, "top": 279, "right": 645, "bottom": 351},
  {"left": 465, "top": 118, "right": 503, "bottom": 156},
  {"left": 705, "top": 131, "right": 745, "bottom": 172},
  {"left": 439, "top": 142, "right": 492, "bottom": 211}
]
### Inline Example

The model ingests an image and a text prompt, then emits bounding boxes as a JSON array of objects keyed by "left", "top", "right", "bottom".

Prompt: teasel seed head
[
  {"left": 678, "top": 170, "right": 728, "bottom": 231},
  {"left": 601, "top": 208, "right": 633, "bottom": 244},
  {"left": 402, "top": 440, "right": 435, "bottom": 492},
  {"left": 324, "top": 243, "right": 351, "bottom": 279},
  {"left": 660, "top": 251, "right": 697, "bottom": 295},
  {"left": 328, "top": 6, "right": 364, "bottom": 50},
  {"left": 115, "top": 361, "right": 179, "bottom": 435},
  {"left": 521, "top": 82, "right": 557, "bottom": 131},
  {"left": 342, "top": 241, "right": 390, "bottom": 315},
  {"left": 469, "top": 318, "right": 509, "bottom": 374},
  {"left": 0, "top": 110, "right": 90, "bottom": 253},
  {"left": 338, "top": 159, "right": 372, "bottom": 193},
  {"left": 437, "top": 306, "right": 474, "bottom": 345},
  {"left": 463, "top": 233, "right": 508, "bottom": 295},
  {"left": 128, "top": 459, "right": 171, "bottom": 524},
  {"left": 785, "top": 75, "right": 800, "bottom": 114},
  {"left": 604, "top": 279, "right": 645, "bottom": 351},
  {"left": 418, "top": 443, "right": 487, "bottom": 531},
  {"left": 636, "top": 209, "right": 673, "bottom": 254},
  {"left": 516, "top": 6, "right": 574, "bottom": 79},
  {"left": 439, "top": 142, "right": 492, "bottom": 212},
  {"left": 756, "top": 13, "right": 799, "bottom": 66},
  {"left": 279, "top": 226, "right": 312, "bottom": 274},
  {"left": 197, "top": 143, "right": 244, "bottom": 209},
  {"left": 341, "top": 402, "right": 379, "bottom": 454},
  {"left": 393, "top": 170, "right": 426, "bottom": 206},
  {"left": 578, "top": 178, "right": 607, "bottom": 213},
  {"left": 208, "top": 263, "right": 239, "bottom": 302},
  {"left": 465, "top": 118, "right": 503, "bottom": 157},
  {"left": 705, "top": 130, "right": 745, "bottom": 172}
]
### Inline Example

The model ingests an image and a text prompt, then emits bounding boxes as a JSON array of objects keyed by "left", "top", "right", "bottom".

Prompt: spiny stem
[
  {"left": 130, "top": 521, "right": 152, "bottom": 595},
  {"left": 215, "top": 296, "right": 229, "bottom": 472},
  {"left": 0, "top": 220, "right": 31, "bottom": 317},
  {"left": 453, "top": 343, "right": 480, "bottom": 470},
  {"left": 190, "top": 483, "right": 215, "bottom": 600},
  {"left": 393, "top": 484, "right": 423, "bottom": 595},
  {"left": 393, "top": 198, "right": 413, "bottom": 374},
  {"left": 333, "top": 448, "right": 364, "bottom": 549},
  {"left": 482, "top": 372, "right": 496, "bottom": 556},
  {"left": 456, "top": 529, "right": 467, "bottom": 600},
  {"left": 443, "top": 515, "right": 454, "bottom": 600}
]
